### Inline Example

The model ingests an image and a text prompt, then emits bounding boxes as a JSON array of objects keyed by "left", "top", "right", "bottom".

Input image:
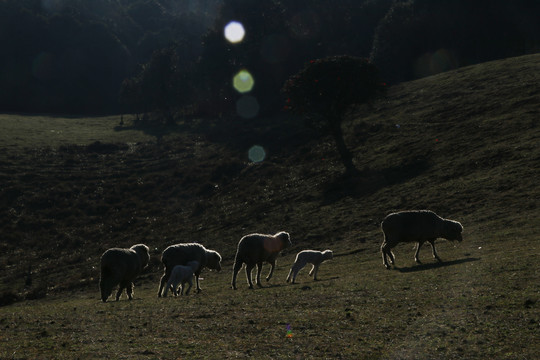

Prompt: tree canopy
[
  {"left": 282, "top": 56, "right": 386, "bottom": 174},
  {"left": 0, "top": 0, "right": 538, "bottom": 115}
]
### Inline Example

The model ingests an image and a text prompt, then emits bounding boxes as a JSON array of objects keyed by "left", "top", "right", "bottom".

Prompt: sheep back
[
  {"left": 235, "top": 231, "right": 291, "bottom": 265},
  {"left": 161, "top": 243, "right": 221, "bottom": 274},
  {"left": 381, "top": 210, "right": 463, "bottom": 242}
]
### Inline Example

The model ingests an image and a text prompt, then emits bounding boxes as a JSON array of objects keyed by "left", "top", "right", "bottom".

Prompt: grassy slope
[{"left": 1, "top": 54, "right": 539, "bottom": 359}]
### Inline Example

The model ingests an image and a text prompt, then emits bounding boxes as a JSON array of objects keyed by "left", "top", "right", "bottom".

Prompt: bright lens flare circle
[
  {"left": 233, "top": 69, "right": 254, "bottom": 93},
  {"left": 224, "top": 21, "right": 245, "bottom": 43}
]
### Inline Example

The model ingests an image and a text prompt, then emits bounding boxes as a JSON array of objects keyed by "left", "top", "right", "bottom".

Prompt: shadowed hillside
[{"left": 1, "top": 53, "right": 539, "bottom": 299}]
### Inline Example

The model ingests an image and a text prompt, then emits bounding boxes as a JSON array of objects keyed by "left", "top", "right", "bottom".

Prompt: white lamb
[
  {"left": 286, "top": 250, "right": 333, "bottom": 284},
  {"left": 164, "top": 261, "right": 200, "bottom": 297}
]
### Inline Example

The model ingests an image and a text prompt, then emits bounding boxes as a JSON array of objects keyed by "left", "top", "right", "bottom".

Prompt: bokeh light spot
[
  {"left": 236, "top": 95, "right": 260, "bottom": 119},
  {"left": 233, "top": 69, "right": 255, "bottom": 93},
  {"left": 248, "top": 145, "right": 266, "bottom": 163},
  {"left": 224, "top": 21, "right": 245, "bottom": 43}
]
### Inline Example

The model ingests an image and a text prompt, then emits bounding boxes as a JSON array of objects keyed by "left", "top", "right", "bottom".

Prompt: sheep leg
[
  {"left": 195, "top": 274, "right": 202, "bottom": 293},
  {"left": 381, "top": 233, "right": 398, "bottom": 268},
  {"left": 115, "top": 287, "right": 123, "bottom": 301},
  {"left": 232, "top": 261, "right": 243, "bottom": 290},
  {"left": 126, "top": 282, "right": 134, "bottom": 300},
  {"left": 311, "top": 264, "right": 320, "bottom": 281},
  {"left": 381, "top": 242, "right": 393, "bottom": 269},
  {"left": 164, "top": 279, "right": 174, "bottom": 297},
  {"left": 265, "top": 260, "right": 276, "bottom": 283},
  {"left": 428, "top": 239, "right": 442, "bottom": 262},
  {"left": 116, "top": 280, "right": 129, "bottom": 301},
  {"left": 100, "top": 285, "right": 112, "bottom": 303},
  {"left": 245, "top": 264, "right": 255, "bottom": 289},
  {"left": 185, "top": 279, "right": 193, "bottom": 295},
  {"left": 101, "top": 269, "right": 124, "bottom": 302},
  {"left": 99, "top": 277, "right": 116, "bottom": 302},
  {"left": 256, "top": 262, "right": 264, "bottom": 287},
  {"left": 289, "top": 261, "right": 305, "bottom": 284},
  {"left": 286, "top": 268, "right": 293, "bottom": 283},
  {"left": 158, "top": 268, "right": 172, "bottom": 297},
  {"left": 387, "top": 248, "right": 395, "bottom": 265},
  {"left": 414, "top": 241, "right": 424, "bottom": 264}
]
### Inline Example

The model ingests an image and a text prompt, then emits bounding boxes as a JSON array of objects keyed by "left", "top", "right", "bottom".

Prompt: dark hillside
[{"left": 0, "top": 53, "right": 539, "bottom": 301}]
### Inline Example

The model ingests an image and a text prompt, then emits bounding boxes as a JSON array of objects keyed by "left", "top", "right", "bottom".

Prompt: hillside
[{"left": 0, "top": 54, "right": 539, "bottom": 358}]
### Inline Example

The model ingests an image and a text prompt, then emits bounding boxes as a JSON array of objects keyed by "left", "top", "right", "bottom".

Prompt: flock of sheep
[{"left": 99, "top": 210, "right": 463, "bottom": 302}]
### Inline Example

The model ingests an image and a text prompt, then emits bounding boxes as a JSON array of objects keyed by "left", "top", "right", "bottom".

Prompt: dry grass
[{"left": 1, "top": 231, "right": 537, "bottom": 359}]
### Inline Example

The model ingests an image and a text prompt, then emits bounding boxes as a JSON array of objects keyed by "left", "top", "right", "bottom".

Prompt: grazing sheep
[
  {"left": 286, "top": 250, "right": 333, "bottom": 284},
  {"left": 99, "top": 244, "right": 150, "bottom": 302},
  {"left": 380, "top": 210, "right": 463, "bottom": 269},
  {"left": 164, "top": 261, "right": 200, "bottom": 297},
  {"left": 231, "top": 231, "right": 292, "bottom": 290},
  {"left": 158, "top": 243, "right": 222, "bottom": 297}
]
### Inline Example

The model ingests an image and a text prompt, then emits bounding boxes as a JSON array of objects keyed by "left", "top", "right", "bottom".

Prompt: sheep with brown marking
[
  {"left": 380, "top": 210, "right": 463, "bottom": 269},
  {"left": 286, "top": 250, "right": 333, "bottom": 283},
  {"left": 231, "top": 231, "right": 292, "bottom": 289},
  {"left": 158, "top": 243, "right": 222, "bottom": 297},
  {"left": 164, "top": 261, "right": 200, "bottom": 297},
  {"left": 99, "top": 244, "right": 150, "bottom": 302}
]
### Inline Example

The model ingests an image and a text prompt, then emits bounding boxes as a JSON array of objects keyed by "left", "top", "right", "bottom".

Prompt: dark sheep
[
  {"left": 381, "top": 210, "right": 463, "bottom": 269},
  {"left": 158, "top": 243, "right": 222, "bottom": 297},
  {"left": 99, "top": 244, "right": 150, "bottom": 302},
  {"left": 231, "top": 231, "right": 292, "bottom": 289}
]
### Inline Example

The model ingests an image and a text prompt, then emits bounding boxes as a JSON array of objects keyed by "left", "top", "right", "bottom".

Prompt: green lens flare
[{"left": 233, "top": 70, "right": 255, "bottom": 93}]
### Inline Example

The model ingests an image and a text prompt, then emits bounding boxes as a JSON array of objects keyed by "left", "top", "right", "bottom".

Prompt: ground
[{"left": 0, "top": 54, "right": 539, "bottom": 359}]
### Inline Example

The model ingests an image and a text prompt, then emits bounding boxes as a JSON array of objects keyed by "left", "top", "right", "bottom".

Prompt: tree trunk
[{"left": 330, "top": 119, "right": 357, "bottom": 176}]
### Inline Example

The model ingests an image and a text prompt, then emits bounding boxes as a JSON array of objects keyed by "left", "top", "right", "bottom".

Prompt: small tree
[
  {"left": 282, "top": 55, "right": 386, "bottom": 175},
  {"left": 120, "top": 48, "right": 183, "bottom": 125}
]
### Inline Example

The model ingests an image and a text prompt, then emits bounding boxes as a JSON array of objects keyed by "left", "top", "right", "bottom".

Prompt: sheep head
[
  {"left": 276, "top": 231, "right": 292, "bottom": 249},
  {"left": 322, "top": 250, "right": 334, "bottom": 260},
  {"left": 444, "top": 220, "right": 463, "bottom": 242},
  {"left": 131, "top": 244, "right": 150, "bottom": 269},
  {"left": 206, "top": 250, "right": 222, "bottom": 271}
]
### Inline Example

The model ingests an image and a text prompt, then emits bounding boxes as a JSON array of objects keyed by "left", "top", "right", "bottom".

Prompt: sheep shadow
[
  {"left": 396, "top": 257, "right": 480, "bottom": 273},
  {"left": 242, "top": 283, "right": 286, "bottom": 291}
]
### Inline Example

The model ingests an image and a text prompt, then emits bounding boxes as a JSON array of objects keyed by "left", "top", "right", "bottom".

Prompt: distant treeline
[{"left": 1, "top": 0, "right": 538, "bottom": 115}]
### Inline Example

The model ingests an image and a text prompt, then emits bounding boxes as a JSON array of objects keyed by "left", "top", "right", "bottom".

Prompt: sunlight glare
[{"left": 224, "top": 21, "right": 245, "bottom": 43}]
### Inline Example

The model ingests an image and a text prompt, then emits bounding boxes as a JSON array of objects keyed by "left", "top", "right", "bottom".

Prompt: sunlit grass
[
  {"left": 0, "top": 114, "right": 156, "bottom": 151},
  {"left": 1, "top": 229, "right": 537, "bottom": 359}
]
